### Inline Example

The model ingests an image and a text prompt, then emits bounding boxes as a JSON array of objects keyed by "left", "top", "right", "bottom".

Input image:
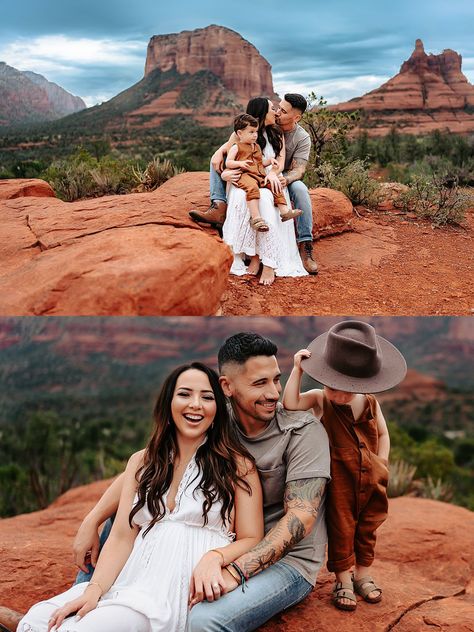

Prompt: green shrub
[
  {"left": 413, "top": 476, "right": 454, "bottom": 502},
  {"left": 132, "top": 156, "right": 184, "bottom": 191},
  {"left": 399, "top": 173, "right": 471, "bottom": 226},
  {"left": 315, "top": 159, "right": 382, "bottom": 207},
  {"left": 42, "top": 148, "right": 139, "bottom": 201},
  {"left": 387, "top": 460, "right": 417, "bottom": 498}
]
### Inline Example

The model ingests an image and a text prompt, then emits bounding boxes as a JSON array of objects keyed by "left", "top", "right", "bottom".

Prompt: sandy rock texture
[{"left": 0, "top": 173, "right": 233, "bottom": 315}]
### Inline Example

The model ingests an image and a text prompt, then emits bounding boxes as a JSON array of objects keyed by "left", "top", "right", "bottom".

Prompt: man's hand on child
[{"left": 294, "top": 349, "right": 311, "bottom": 370}]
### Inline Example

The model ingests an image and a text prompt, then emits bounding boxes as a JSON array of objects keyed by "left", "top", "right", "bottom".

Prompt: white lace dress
[
  {"left": 18, "top": 456, "right": 234, "bottom": 632},
  {"left": 222, "top": 134, "right": 308, "bottom": 277}
]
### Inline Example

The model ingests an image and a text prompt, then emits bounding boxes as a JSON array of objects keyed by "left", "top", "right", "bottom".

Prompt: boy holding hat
[{"left": 283, "top": 320, "right": 407, "bottom": 611}]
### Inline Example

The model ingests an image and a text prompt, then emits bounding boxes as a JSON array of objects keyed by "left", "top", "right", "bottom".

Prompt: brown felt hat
[{"left": 300, "top": 320, "right": 407, "bottom": 393}]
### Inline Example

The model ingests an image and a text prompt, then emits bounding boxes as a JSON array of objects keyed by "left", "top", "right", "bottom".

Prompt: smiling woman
[{"left": 17, "top": 362, "right": 263, "bottom": 632}]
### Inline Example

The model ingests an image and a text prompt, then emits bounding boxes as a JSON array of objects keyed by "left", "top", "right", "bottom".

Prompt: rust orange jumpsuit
[
  {"left": 233, "top": 142, "right": 287, "bottom": 206},
  {"left": 321, "top": 394, "right": 389, "bottom": 573}
]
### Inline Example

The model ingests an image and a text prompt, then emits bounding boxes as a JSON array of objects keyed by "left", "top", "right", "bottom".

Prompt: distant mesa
[
  {"left": 145, "top": 25, "right": 276, "bottom": 106},
  {"left": 331, "top": 39, "right": 474, "bottom": 135},
  {"left": 0, "top": 62, "right": 86, "bottom": 127}
]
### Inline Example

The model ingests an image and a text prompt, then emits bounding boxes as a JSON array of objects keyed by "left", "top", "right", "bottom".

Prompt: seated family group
[
  {"left": 189, "top": 94, "right": 318, "bottom": 286},
  {"left": 8, "top": 321, "right": 407, "bottom": 632}
]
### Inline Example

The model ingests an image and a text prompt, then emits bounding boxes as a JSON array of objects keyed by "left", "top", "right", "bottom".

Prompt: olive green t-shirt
[
  {"left": 283, "top": 124, "right": 311, "bottom": 172},
  {"left": 234, "top": 403, "right": 330, "bottom": 586}
]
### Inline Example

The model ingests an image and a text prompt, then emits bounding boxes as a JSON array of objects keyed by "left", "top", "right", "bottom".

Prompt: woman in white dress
[
  {"left": 218, "top": 97, "right": 308, "bottom": 286},
  {"left": 18, "top": 363, "right": 263, "bottom": 632}
]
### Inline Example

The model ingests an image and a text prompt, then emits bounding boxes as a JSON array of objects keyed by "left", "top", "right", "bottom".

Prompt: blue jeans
[
  {"left": 210, "top": 165, "right": 313, "bottom": 243},
  {"left": 187, "top": 561, "right": 313, "bottom": 632},
  {"left": 74, "top": 517, "right": 114, "bottom": 584}
]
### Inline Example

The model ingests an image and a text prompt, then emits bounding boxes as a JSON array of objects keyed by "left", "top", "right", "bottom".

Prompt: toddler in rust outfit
[
  {"left": 226, "top": 114, "right": 302, "bottom": 232},
  {"left": 283, "top": 320, "right": 407, "bottom": 612}
]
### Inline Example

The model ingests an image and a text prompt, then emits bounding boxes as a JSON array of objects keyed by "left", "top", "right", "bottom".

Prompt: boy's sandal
[
  {"left": 353, "top": 576, "right": 383, "bottom": 603},
  {"left": 332, "top": 582, "right": 357, "bottom": 611},
  {"left": 250, "top": 217, "right": 270, "bottom": 232},
  {"left": 280, "top": 208, "right": 303, "bottom": 222}
]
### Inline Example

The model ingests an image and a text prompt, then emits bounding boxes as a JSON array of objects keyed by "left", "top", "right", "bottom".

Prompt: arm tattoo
[
  {"left": 285, "top": 477, "right": 326, "bottom": 518},
  {"left": 237, "top": 477, "right": 326, "bottom": 579},
  {"left": 284, "top": 157, "right": 307, "bottom": 185}
]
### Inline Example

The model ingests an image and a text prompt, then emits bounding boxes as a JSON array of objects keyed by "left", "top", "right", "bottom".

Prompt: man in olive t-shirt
[{"left": 188, "top": 332, "right": 330, "bottom": 631}]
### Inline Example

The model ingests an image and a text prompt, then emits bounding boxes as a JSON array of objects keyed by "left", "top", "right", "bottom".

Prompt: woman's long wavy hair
[
  {"left": 129, "top": 362, "right": 255, "bottom": 536},
  {"left": 246, "top": 97, "right": 283, "bottom": 158}
]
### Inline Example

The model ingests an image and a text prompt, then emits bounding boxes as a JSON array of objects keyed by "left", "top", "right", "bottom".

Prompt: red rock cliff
[
  {"left": 332, "top": 39, "right": 474, "bottom": 135},
  {"left": 144, "top": 25, "right": 276, "bottom": 104}
]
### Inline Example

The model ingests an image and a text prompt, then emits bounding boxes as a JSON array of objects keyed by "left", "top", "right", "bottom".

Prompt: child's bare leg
[
  {"left": 259, "top": 265, "right": 275, "bottom": 286},
  {"left": 247, "top": 255, "right": 261, "bottom": 275},
  {"left": 335, "top": 569, "right": 355, "bottom": 608},
  {"left": 354, "top": 564, "right": 381, "bottom": 600}
]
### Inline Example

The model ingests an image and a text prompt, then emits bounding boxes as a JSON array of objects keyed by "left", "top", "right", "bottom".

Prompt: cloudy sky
[{"left": 1, "top": 0, "right": 473, "bottom": 107}]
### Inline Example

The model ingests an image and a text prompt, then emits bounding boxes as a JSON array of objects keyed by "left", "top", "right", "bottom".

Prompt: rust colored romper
[
  {"left": 321, "top": 394, "right": 389, "bottom": 573},
  {"left": 234, "top": 142, "right": 287, "bottom": 206}
]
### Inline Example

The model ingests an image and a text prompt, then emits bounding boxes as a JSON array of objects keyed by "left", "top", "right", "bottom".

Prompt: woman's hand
[
  {"left": 47, "top": 586, "right": 101, "bottom": 631},
  {"left": 188, "top": 550, "right": 226, "bottom": 608},
  {"left": 211, "top": 149, "right": 226, "bottom": 174},
  {"left": 263, "top": 171, "right": 282, "bottom": 194},
  {"left": 73, "top": 518, "right": 100, "bottom": 572},
  {"left": 294, "top": 348, "right": 311, "bottom": 370}
]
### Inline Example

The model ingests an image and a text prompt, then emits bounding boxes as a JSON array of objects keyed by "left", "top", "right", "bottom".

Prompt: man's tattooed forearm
[
  {"left": 284, "top": 158, "right": 307, "bottom": 184},
  {"left": 238, "top": 512, "right": 306, "bottom": 578},
  {"left": 285, "top": 477, "right": 326, "bottom": 518}
]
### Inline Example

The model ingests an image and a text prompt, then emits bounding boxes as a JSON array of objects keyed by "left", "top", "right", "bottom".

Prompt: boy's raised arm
[{"left": 283, "top": 349, "right": 321, "bottom": 412}]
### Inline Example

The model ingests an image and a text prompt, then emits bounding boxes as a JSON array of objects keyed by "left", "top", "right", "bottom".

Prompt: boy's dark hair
[
  {"left": 284, "top": 93, "right": 308, "bottom": 114},
  {"left": 218, "top": 332, "right": 278, "bottom": 373},
  {"left": 234, "top": 113, "right": 259, "bottom": 133}
]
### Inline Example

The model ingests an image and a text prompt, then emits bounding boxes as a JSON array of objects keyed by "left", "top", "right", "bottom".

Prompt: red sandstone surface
[
  {"left": 0, "top": 481, "right": 472, "bottom": 631},
  {"left": 332, "top": 39, "right": 474, "bottom": 136},
  {"left": 0, "top": 174, "right": 353, "bottom": 316},
  {"left": 1, "top": 174, "right": 473, "bottom": 316},
  {"left": 144, "top": 25, "right": 276, "bottom": 106},
  {"left": 0, "top": 178, "right": 55, "bottom": 200}
]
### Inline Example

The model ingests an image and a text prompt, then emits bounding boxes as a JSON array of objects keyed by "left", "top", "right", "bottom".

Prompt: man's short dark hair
[
  {"left": 284, "top": 93, "right": 307, "bottom": 114},
  {"left": 234, "top": 113, "right": 259, "bottom": 133},
  {"left": 218, "top": 332, "right": 278, "bottom": 373}
]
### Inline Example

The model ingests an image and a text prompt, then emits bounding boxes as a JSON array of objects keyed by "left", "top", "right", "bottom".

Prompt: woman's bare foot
[
  {"left": 247, "top": 256, "right": 261, "bottom": 276},
  {"left": 259, "top": 266, "right": 275, "bottom": 286},
  {"left": 0, "top": 606, "right": 23, "bottom": 630}
]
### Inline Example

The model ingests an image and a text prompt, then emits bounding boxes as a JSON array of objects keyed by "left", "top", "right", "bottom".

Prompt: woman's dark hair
[
  {"left": 246, "top": 97, "right": 283, "bottom": 158},
  {"left": 129, "top": 362, "right": 254, "bottom": 536}
]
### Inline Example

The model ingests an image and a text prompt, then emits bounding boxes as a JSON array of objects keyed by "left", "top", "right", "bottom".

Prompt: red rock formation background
[
  {"left": 0, "top": 481, "right": 472, "bottom": 631},
  {"left": 331, "top": 39, "right": 474, "bottom": 135},
  {"left": 144, "top": 25, "right": 277, "bottom": 106}
]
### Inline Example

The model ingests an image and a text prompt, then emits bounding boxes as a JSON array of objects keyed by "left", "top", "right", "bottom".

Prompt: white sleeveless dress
[
  {"left": 18, "top": 456, "right": 234, "bottom": 632},
  {"left": 222, "top": 133, "right": 308, "bottom": 277}
]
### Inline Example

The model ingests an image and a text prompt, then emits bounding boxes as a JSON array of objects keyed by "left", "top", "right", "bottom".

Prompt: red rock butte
[
  {"left": 332, "top": 39, "right": 474, "bottom": 135},
  {"left": 144, "top": 25, "right": 277, "bottom": 106}
]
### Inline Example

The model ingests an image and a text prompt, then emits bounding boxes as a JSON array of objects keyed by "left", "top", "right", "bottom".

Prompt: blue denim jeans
[
  {"left": 210, "top": 164, "right": 313, "bottom": 243},
  {"left": 74, "top": 517, "right": 114, "bottom": 584},
  {"left": 187, "top": 561, "right": 313, "bottom": 632}
]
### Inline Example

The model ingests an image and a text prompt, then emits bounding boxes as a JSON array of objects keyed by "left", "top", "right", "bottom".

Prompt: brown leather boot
[
  {"left": 189, "top": 200, "right": 227, "bottom": 228},
  {"left": 299, "top": 240, "right": 319, "bottom": 275}
]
